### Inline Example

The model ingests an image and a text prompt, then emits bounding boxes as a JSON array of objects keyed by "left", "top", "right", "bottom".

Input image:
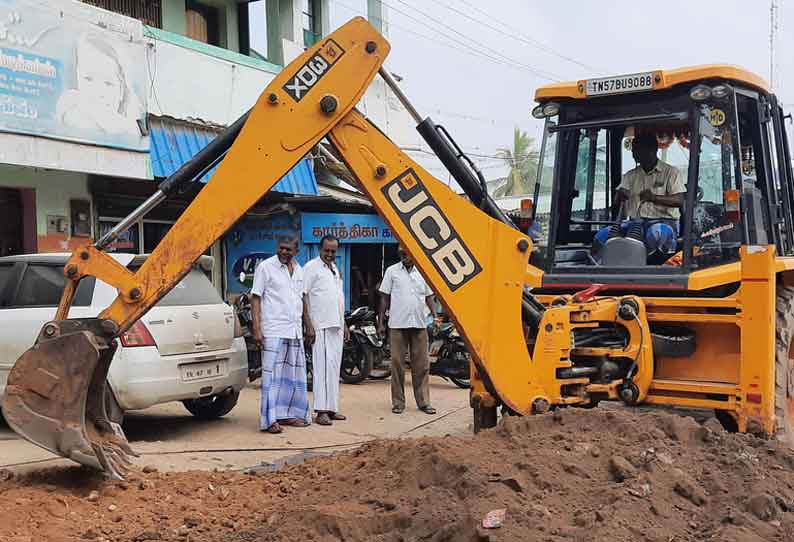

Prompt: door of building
[{"left": 0, "top": 188, "right": 23, "bottom": 256}]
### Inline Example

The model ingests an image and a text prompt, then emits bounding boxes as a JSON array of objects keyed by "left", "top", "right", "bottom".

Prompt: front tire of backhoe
[{"left": 775, "top": 285, "right": 794, "bottom": 447}]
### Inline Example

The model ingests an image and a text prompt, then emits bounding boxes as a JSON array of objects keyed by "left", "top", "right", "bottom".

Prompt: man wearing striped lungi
[
  {"left": 303, "top": 235, "right": 349, "bottom": 426},
  {"left": 251, "top": 235, "right": 313, "bottom": 434}
]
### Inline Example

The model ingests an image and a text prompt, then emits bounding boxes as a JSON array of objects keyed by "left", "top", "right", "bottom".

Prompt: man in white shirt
[
  {"left": 303, "top": 235, "right": 349, "bottom": 426},
  {"left": 251, "top": 235, "right": 313, "bottom": 434},
  {"left": 378, "top": 246, "right": 436, "bottom": 415}
]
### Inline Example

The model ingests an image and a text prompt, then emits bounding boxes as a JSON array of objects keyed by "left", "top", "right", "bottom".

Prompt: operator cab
[{"left": 527, "top": 66, "right": 794, "bottom": 292}]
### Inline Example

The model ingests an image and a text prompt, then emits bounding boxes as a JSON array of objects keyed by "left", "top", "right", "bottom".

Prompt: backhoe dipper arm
[{"left": 2, "top": 17, "right": 389, "bottom": 479}]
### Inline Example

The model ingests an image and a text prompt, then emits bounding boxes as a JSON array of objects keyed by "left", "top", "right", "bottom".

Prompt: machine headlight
[
  {"left": 542, "top": 102, "right": 560, "bottom": 117},
  {"left": 711, "top": 85, "right": 731, "bottom": 99},
  {"left": 690, "top": 85, "right": 712, "bottom": 101},
  {"left": 532, "top": 105, "right": 545, "bottom": 119}
]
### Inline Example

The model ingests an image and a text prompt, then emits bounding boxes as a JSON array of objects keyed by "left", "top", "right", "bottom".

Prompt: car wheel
[{"left": 182, "top": 390, "right": 240, "bottom": 419}]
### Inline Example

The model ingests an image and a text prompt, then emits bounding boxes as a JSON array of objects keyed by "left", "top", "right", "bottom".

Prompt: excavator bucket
[{"left": 2, "top": 319, "right": 136, "bottom": 479}]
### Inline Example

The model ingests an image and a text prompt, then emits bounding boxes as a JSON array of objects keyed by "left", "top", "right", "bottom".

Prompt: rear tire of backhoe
[{"left": 774, "top": 285, "right": 794, "bottom": 447}]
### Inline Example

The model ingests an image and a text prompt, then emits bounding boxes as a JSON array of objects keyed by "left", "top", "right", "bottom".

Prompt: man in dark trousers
[{"left": 378, "top": 246, "right": 436, "bottom": 415}]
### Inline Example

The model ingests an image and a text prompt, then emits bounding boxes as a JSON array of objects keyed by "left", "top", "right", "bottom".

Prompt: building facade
[{"left": 0, "top": 0, "right": 401, "bottom": 301}]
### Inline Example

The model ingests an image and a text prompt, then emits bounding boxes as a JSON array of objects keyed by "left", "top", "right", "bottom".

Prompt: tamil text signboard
[{"left": 300, "top": 212, "right": 397, "bottom": 244}]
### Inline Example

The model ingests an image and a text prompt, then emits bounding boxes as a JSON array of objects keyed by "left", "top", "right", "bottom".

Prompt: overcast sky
[{"left": 329, "top": 0, "right": 793, "bottom": 184}]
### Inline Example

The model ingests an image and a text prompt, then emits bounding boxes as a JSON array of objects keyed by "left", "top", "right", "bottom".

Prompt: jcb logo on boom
[
  {"left": 282, "top": 39, "right": 345, "bottom": 102},
  {"left": 382, "top": 169, "right": 482, "bottom": 291}
]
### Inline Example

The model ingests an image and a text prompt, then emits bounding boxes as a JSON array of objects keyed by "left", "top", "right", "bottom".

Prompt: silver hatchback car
[{"left": 0, "top": 253, "right": 247, "bottom": 423}]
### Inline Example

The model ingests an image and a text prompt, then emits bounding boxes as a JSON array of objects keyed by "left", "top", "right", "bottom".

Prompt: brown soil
[{"left": 2, "top": 408, "right": 794, "bottom": 542}]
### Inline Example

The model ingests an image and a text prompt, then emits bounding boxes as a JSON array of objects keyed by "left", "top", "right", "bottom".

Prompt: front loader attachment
[{"left": 3, "top": 319, "right": 136, "bottom": 479}]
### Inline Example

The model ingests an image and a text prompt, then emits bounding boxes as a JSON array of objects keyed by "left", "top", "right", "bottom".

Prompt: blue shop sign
[
  {"left": 224, "top": 213, "right": 302, "bottom": 295},
  {"left": 301, "top": 213, "right": 396, "bottom": 244}
]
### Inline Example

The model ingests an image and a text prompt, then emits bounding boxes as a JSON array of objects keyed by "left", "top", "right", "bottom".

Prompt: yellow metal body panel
[
  {"left": 534, "top": 64, "right": 769, "bottom": 101},
  {"left": 327, "top": 109, "right": 543, "bottom": 414},
  {"left": 737, "top": 246, "right": 777, "bottom": 434}
]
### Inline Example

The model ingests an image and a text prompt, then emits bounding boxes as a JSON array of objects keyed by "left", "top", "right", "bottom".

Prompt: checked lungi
[
  {"left": 312, "top": 327, "right": 344, "bottom": 413},
  {"left": 260, "top": 337, "right": 311, "bottom": 429}
]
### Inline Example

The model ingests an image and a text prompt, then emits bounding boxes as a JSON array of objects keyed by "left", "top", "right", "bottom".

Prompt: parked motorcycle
[
  {"left": 340, "top": 306, "right": 379, "bottom": 384},
  {"left": 428, "top": 322, "right": 471, "bottom": 389},
  {"left": 233, "top": 293, "right": 263, "bottom": 383},
  {"left": 369, "top": 318, "right": 471, "bottom": 389}
]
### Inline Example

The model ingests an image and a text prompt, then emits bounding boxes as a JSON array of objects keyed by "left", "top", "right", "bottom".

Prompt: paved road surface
[{"left": 0, "top": 376, "right": 471, "bottom": 475}]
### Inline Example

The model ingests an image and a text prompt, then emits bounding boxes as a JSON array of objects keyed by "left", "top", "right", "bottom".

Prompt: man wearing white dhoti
[
  {"left": 303, "top": 235, "right": 349, "bottom": 426},
  {"left": 251, "top": 235, "right": 313, "bottom": 434}
]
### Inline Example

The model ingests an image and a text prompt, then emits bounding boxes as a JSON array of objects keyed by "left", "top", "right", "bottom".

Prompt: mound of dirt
[{"left": 2, "top": 408, "right": 794, "bottom": 541}]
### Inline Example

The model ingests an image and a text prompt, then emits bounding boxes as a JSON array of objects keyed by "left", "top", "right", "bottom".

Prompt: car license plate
[
  {"left": 180, "top": 360, "right": 227, "bottom": 382},
  {"left": 585, "top": 72, "right": 654, "bottom": 96}
]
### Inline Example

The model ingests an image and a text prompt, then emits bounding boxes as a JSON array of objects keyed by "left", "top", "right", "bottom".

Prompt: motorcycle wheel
[
  {"left": 450, "top": 377, "right": 471, "bottom": 389},
  {"left": 340, "top": 343, "right": 371, "bottom": 384}
]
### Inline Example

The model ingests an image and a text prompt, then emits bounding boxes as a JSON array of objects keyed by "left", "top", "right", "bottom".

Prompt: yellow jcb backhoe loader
[{"left": 3, "top": 18, "right": 794, "bottom": 479}]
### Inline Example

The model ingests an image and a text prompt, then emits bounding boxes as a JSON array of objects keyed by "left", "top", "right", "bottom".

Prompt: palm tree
[{"left": 493, "top": 128, "right": 539, "bottom": 197}]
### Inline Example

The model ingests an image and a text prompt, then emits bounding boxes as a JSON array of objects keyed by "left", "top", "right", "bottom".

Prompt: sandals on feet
[
  {"left": 392, "top": 406, "right": 404, "bottom": 414},
  {"left": 330, "top": 413, "right": 346, "bottom": 421},
  {"left": 280, "top": 418, "right": 309, "bottom": 427},
  {"left": 263, "top": 423, "right": 283, "bottom": 434},
  {"left": 420, "top": 406, "right": 437, "bottom": 415},
  {"left": 315, "top": 412, "right": 332, "bottom": 426}
]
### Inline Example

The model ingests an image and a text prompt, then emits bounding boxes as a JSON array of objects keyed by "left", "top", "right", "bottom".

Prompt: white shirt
[
  {"left": 379, "top": 262, "right": 432, "bottom": 329},
  {"left": 251, "top": 255, "right": 304, "bottom": 339},
  {"left": 303, "top": 257, "right": 345, "bottom": 330},
  {"left": 619, "top": 160, "right": 685, "bottom": 220}
]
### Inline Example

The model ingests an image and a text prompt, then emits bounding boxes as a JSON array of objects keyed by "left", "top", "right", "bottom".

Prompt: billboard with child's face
[{"left": 0, "top": 0, "right": 148, "bottom": 151}]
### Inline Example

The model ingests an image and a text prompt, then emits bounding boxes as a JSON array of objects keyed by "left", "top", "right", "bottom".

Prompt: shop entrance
[
  {"left": 349, "top": 243, "right": 399, "bottom": 310},
  {"left": 0, "top": 188, "right": 24, "bottom": 256}
]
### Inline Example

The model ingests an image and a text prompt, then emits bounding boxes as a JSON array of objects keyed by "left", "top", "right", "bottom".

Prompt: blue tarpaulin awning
[{"left": 149, "top": 117, "right": 319, "bottom": 195}]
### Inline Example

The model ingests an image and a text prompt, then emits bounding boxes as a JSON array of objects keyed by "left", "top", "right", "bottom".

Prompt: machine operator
[{"left": 594, "top": 132, "right": 685, "bottom": 260}]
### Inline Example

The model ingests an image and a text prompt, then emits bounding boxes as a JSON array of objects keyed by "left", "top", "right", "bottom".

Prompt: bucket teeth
[{"left": 1, "top": 319, "right": 137, "bottom": 479}]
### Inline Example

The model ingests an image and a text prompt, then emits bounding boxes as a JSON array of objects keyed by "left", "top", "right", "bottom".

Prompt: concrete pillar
[
  {"left": 367, "top": 0, "right": 387, "bottom": 36},
  {"left": 266, "top": 0, "right": 284, "bottom": 64},
  {"left": 162, "top": 0, "right": 187, "bottom": 35}
]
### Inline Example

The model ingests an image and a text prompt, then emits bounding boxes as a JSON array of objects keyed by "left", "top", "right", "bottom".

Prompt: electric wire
[
  {"left": 452, "top": 0, "right": 605, "bottom": 75},
  {"left": 381, "top": 0, "right": 563, "bottom": 81},
  {"left": 330, "top": 0, "right": 558, "bottom": 81}
]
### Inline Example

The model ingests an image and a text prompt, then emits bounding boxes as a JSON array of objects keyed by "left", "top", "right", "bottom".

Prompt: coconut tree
[{"left": 493, "top": 128, "right": 540, "bottom": 197}]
